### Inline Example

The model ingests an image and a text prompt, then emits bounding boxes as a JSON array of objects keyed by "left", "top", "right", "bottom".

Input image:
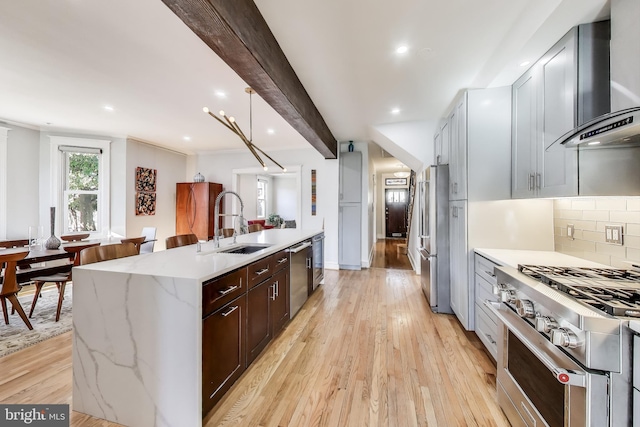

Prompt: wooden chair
[
  {"left": 248, "top": 224, "right": 263, "bottom": 233},
  {"left": 0, "top": 249, "right": 33, "bottom": 329},
  {"left": 139, "top": 227, "right": 157, "bottom": 254},
  {"left": 80, "top": 242, "right": 138, "bottom": 265},
  {"left": 0, "top": 239, "right": 29, "bottom": 248},
  {"left": 165, "top": 233, "right": 198, "bottom": 249},
  {"left": 222, "top": 228, "right": 235, "bottom": 238},
  {"left": 29, "top": 241, "right": 100, "bottom": 322},
  {"left": 120, "top": 236, "right": 145, "bottom": 254}
]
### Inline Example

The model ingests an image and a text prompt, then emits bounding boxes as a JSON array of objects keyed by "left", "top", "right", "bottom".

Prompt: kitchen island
[{"left": 72, "top": 228, "right": 322, "bottom": 427}]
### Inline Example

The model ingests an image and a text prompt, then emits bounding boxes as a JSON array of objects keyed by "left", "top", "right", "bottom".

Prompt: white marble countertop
[
  {"left": 75, "top": 228, "right": 322, "bottom": 282},
  {"left": 474, "top": 248, "right": 607, "bottom": 269}
]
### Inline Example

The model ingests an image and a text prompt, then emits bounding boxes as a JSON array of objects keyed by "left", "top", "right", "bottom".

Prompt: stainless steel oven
[{"left": 487, "top": 301, "right": 608, "bottom": 426}]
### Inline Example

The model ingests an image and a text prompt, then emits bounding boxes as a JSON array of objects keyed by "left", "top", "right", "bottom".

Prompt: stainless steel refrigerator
[{"left": 419, "top": 165, "right": 452, "bottom": 313}]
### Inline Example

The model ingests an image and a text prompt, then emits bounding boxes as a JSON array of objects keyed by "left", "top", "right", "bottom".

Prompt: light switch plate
[
  {"left": 605, "top": 225, "right": 623, "bottom": 245},
  {"left": 567, "top": 224, "right": 574, "bottom": 239}
]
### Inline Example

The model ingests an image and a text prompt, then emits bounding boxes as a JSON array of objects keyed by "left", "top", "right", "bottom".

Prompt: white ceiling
[{"left": 0, "top": 0, "right": 610, "bottom": 173}]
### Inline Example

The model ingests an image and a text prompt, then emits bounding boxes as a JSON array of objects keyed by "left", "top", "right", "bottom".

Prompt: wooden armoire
[{"left": 175, "top": 182, "right": 224, "bottom": 240}]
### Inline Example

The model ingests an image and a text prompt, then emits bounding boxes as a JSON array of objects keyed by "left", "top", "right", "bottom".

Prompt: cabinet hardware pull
[
  {"left": 486, "top": 333, "right": 496, "bottom": 345},
  {"left": 454, "top": 182, "right": 458, "bottom": 193},
  {"left": 277, "top": 258, "right": 287, "bottom": 264},
  {"left": 306, "top": 257, "right": 312, "bottom": 269},
  {"left": 484, "top": 270, "right": 496, "bottom": 278},
  {"left": 436, "top": 154, "right": 441, "bottom": 164},
  {"left": 528, "top": 173, "right": 534, "bottom": 191},
  {"left": 274, "top": 280, "right": 279, "bottom": 297},
  {"left": 218, "top": 285, "right": 238, "bottom": 296},
  {"left": 255, "top": 268, "right": 269, "bottom": 276},
  {"left": 536, "top": 173, "right": 541, "bottom": 190},
  {"left": 270, "top": 284, "right": 276, "bottom": 301},
  {"left": 221, "top": 305, "right": 238, "bottom": 317}
]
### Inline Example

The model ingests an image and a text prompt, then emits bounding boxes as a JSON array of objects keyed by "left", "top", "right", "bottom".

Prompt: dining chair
[
  {"left": 120, "top": 236, "right": 145, "bottom": 254},
  {"left": 248, "top": 224, "right": 263, "bottom": 233},
  {"left": 0, "top": 249, "right": 33, "bottom": 329},
  {"left": 29, "top": 241, "right": 100, "bottom": 322},
  {"left": 80, "top": 242, "right": 138, "bottom": 265},
  {"left": 165, "top": 233, "right": 198, "bottom": 249},
  {"left": 0, "top": 239, "right": 29, "bottom": 248},
  {"left": 139, "top": 227, "right": 157, "bottom": 254}
]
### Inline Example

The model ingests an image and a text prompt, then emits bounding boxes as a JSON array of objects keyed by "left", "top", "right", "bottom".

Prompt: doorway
[{"left": 385, "top": 188, "right": 408, "bottom": 238}]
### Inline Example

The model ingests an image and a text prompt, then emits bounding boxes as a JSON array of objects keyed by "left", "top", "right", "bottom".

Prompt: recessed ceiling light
[
  {"left": 395, "top": 45, "right": 409, "bottom": 54},
  {"left": 391, "top": 108, "right": 401, "bottom": 115},
  {"left": 183, "top": 136, "right": 191, "bottom": 141},
  {"left": 104, "top": 105, "right": 114, "bottom": 112},
  {"left": 267, "top": 128, "right": 275, "bottom": 135},
  {"left": 215, "top": 91, "right": 227, "bottom": 99},
  {"left": 519, "top": 61, "right": 530, "bottom": 67}
]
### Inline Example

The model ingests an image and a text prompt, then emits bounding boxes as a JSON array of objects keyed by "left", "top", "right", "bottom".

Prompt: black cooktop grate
[{"left": 518, "top": 264, "right": 640, "bottom": 317}]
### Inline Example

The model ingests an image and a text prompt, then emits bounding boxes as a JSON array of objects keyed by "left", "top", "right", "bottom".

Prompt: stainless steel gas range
[{"left": 485, "top": 264, "right": 640, "bottom": 427}]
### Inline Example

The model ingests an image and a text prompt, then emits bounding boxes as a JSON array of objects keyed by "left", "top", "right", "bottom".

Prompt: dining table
[{"left": 2, "top": 237, "right": 144, "bottom": 284}]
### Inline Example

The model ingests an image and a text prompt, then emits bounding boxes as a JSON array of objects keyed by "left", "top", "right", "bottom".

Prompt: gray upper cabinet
[
  {"left": 512, "top": 28, "right": 578, "bottom": 198},
  {"left": 339, "top": 151, "right": 362, "bottom": 203},
  {"left": 512, "top": 21, "right": 610, "bottom": 199},
  {"left": 434, "top": 119, "right": 449, "bottom": 165}
]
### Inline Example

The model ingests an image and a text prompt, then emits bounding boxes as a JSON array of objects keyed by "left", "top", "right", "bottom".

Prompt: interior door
[{"left": 385, "top": 188, "right": 408, "bottom": 238}]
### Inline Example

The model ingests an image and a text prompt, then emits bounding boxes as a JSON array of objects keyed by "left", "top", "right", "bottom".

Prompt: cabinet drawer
[
  {"left": 475, "top": 254, "right": 499, "bottom": 286},
  {"left": 475, "top": 303, "right": 498, "bottom": 360},
  {"left": 475, "top": 273, "right": 499, "bottom": 307},
  {"left": 271, "top": 249, "right": 289, "bottom": 273},
  {"left": 203, "top": 268, "right": 246, "bottom": 317},
  {"left": 248, "top": 256, "right": 273, "bottom": 289}
]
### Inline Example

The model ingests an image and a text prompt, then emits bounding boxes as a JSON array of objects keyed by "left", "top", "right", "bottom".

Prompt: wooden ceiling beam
[{"left": 161, "top": 0, "right": 338, "bottom": 159}]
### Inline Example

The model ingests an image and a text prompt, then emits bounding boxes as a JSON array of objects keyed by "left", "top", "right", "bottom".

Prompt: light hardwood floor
[{"left": 1, "top": 268, "right": 509, "bottom": 427}]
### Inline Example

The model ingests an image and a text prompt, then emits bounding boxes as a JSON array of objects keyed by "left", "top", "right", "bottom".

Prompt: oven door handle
[{"left": 484, "top": 301, "right": 586, "bottom": 388}]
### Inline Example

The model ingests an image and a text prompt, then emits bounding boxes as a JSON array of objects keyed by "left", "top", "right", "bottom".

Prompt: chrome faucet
[{"left": 213, "top": 190, "right": 245, "bottom": 247}]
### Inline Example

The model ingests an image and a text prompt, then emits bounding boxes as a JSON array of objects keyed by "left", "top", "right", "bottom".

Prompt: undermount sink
[{"left": 218, "top": 244, "right": 272, "bottom": 255}]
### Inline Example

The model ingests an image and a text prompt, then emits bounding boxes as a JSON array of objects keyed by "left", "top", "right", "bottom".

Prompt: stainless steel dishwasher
[{"left": 287, "top": 240, "right": 312, "bottom": 318}]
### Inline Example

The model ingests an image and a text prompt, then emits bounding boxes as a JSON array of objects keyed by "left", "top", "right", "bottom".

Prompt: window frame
[
  {"left": 49, "top": 136, "right": 111, "bottom": 237},
  {"left": 257, "top": 178, "right": 267, "bottom": 219}
]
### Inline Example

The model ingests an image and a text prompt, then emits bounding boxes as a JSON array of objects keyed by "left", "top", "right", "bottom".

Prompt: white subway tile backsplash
[
  {"left": 627, "top": 198, "right": 640, "bottom": 211},
  {"left": 571, "top": 199, "right": 595, "bottom": 210},
  {"left": 554, "top": 197, "right": 639, "bottom": 267},
  {"left": 595, "top": 199, "right": 627, "bottom": 211},
  {"left": 610, "top": 211, "right": 640, "bottom": 223},
  {"left": 582, "top": 210, "right": 609, "bottom": 221}
]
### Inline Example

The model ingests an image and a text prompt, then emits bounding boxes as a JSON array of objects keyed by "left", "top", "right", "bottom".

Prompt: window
[
  {"left": 50, "top": 137, "right": 110, "bottom": 236},
  {"left": 61, "top": 147, "right": 100, "bottom": 232},
  {"left": 257, "top": 178, "right": 267, "bottom": 218}
]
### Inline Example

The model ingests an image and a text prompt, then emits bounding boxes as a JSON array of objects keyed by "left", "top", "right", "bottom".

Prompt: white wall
[
  {"left": 273, "top": 175, "right": 297, "bottom": 221},
  {"left": 238, "top": 174, "right": 258, "bottom": 222},
  {"left": 195, "top": 147, "right": 339, "bottom": 269},
  {"left": 125, "top": 139, "right": 187, "bottom": 251}
]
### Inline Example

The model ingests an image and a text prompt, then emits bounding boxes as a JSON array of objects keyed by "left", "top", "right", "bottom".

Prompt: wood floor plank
[{"left": 0, "top": 267, "right": 509, "bottom": 427}]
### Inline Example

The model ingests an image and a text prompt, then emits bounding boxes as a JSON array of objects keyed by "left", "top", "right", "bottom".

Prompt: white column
[{"left": 0, "top": 126, "right": 10, "bottom": 239}]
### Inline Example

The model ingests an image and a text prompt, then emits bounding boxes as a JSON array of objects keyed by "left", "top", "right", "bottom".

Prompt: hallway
[{"left": 371, "top": 238, "right": 413, "bottom": 270}]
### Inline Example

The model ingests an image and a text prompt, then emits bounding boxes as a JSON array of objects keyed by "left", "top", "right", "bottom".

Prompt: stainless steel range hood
[
  {"left": 557, "top": 106, "right": 640, "bottom": 148},
  {"left": 550, "top": 0, "right": 640, "bottom": 196}
]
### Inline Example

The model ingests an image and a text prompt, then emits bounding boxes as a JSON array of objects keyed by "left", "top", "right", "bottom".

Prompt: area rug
[{"left": 0, "top": 285, "right": 72, "bottom": 357}]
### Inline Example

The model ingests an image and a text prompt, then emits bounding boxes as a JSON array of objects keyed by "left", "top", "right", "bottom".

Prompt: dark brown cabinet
[
  {"left": 270, "top": 268, "right": 289, "bottom": 337},
  {"left": 247, "top": 278, "right": 272, "bottom": 364},
  {"left": 202, "top": 293, "right": 246, "bottom": 414},
  {"left": 176, "top": 182, "right": 223, "bottom": 241}
]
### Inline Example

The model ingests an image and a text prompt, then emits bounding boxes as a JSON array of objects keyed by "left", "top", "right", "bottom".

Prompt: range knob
[
  {"left": 550, "top": 328, "right": 579, "bottom": 349},
  {"left": 515, "top": 299, "right": 535, "bottom": 318},
  {"left": 500, "top": 289, "right": 516, "bottom": 303},
  {"left": 534, "top": 316, "right": 558, "bottom": 333}
]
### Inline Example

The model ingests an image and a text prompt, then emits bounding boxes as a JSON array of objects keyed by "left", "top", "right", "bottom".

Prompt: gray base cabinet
[{"left": 473, "top": 254, "right": 501, "bottom": 360}]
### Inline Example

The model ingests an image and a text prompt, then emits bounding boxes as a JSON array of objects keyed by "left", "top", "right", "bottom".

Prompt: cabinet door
[
  {"left": 511, "top": 68, "right": 539, "bottom": 198},
  {"left": 435, "top": 119, "right": 449, "bottom": 165},
  {"left": 448, "top": 108, "right": 458, "bottom": 200},
  {"left": 339, "top": 152, "right": 362, "bottom": 203},
  {"left": 453, "top": 96, "right": 467, "bottom": 200},
  {"left": 538, "top": 29, "right": 578, "bottom": 197},
  {"left": 202, "top": 294, "right": 246, "bottom": 414},
  {"left": 271, "top": 268, "right": 289, "bottom": 337},
  {"left": 247, "top": 279, "right": 272, "bottom": 364},
  {"left": 449, "top": 200, "right": 470, "bottom": 330},
  {"left": 338, "top": 204, "right": 361, "bottom": 269}
]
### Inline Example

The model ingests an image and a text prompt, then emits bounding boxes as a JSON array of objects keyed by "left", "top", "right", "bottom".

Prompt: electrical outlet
[
  {"left": 605, "top": 225, "right": 623, "bottom": 245},
  {"left": 567, "top": 224, "right": 574, "bottom": 239}
]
